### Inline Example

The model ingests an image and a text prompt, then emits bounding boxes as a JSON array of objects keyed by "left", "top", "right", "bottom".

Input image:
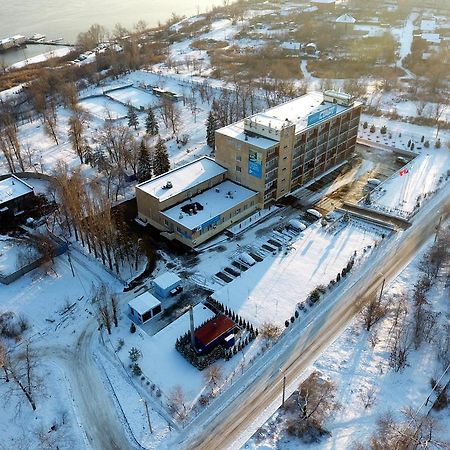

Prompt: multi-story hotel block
[
  {"left": 136, "top": 91, "right": 361, "bottom": 247},
  {"left": 215, "top": 90, "right": 362, "bottom": 207}
]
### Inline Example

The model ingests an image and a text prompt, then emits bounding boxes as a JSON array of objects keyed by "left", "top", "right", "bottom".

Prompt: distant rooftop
[
  {"left": 0, "top": 175, "right": 34, "bottom": 205},
  {"left": 161, "top": 180, "right": 257, "bottom": 231},
  {"left": 136, "top": 157, "right": 227, "bottom": 202},
  {"left": 128, "top": 292, "right": 161, "bottom": 315},
  {"left": 336, "top": 13, "right": 356, "bottom": 24},
  {"left": 153, "top": 271, "right": 181, "bottom": 290}
]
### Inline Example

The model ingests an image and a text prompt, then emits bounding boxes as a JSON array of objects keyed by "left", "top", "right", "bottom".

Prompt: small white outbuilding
[{"left": 128, "top": 292, "right": 162, "bottom": 324}]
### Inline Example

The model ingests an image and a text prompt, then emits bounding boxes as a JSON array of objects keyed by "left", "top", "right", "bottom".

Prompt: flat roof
[
  {"left": 161, "top": 180, "right": 258, "bottom": 231},
  {"left": 0, "top": 175, "right": 34, "bottom": 205},
  {"left": 136, "top": 157, "right": 227, "bottom": 202},
  {"left": 217, "top": 92, "right": 352, "bottom": 146},
  {"left": 154, "top": 271, "right": 181, "bottom": 290},
  {"left": 128, "top": 292, "right": 161, "bottom": 315},
  {"left": 216, "top": 121, "right": 278, "bottom": 150},
  {"left": 195, "top": 315, "right": 235, "bottom": 347}
]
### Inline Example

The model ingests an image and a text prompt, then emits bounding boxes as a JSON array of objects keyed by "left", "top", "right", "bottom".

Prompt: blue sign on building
[
  {"left": 307, "top": 104, "right": 337, "bottom": 127},
  {"left": 248, "top": 149, "right": 263, "bottom": 178},
  {"left": 201, "top": 215, "right": 221, "bottom": 231}
]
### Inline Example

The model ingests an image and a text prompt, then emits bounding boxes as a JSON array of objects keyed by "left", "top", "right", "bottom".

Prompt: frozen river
[{"left": 1, "top": 0, "right": 221, "bottom": 66}]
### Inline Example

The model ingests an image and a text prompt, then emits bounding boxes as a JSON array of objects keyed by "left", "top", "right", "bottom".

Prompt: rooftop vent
[{"left": 162, "top": 181, "right": 173, "bottom": 190}]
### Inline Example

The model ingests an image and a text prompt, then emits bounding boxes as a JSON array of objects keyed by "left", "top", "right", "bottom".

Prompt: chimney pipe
[{"left": 189, "top": 305, "right": 195, "bottom": 348}]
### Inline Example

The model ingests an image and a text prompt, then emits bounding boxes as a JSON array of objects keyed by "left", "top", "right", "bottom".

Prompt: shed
[
  {"left": 128, "top": 292, "right": 162, "bottom": 324},
  {"left": 194, "top": 315, "right": 236, "bottom": 353},
  {"left": 153, "top": 271, "right": 182, "bottom": 298},
  {"left": 0, "top": 175, "right": 34, "bottom": 217}
]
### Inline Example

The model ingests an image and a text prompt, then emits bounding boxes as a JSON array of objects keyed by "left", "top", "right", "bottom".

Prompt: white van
[
  {"left": 238, "top": 252, "right": 256, "bottom": 267},
  {"left": 288, "top": 219, "right": 307, "bottom": 232},
  {"left": 306, "top": 209, "right": 322, "bottom": 220},
  {"left": 367, "top": 178, "right": 381, "bottom": 186}
]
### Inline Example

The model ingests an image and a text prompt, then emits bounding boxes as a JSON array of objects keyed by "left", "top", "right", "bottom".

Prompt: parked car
[{"left": 306, "top": 209, "right": 322, "bottom": 220}]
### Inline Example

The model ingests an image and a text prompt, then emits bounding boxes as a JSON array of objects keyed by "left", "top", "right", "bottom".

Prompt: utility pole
[
  {"left": 144, "top": 399, "right": 153, "bottom": 434},
  {"left": 281, "top": 370, "right": 286, "bottom": 408}
]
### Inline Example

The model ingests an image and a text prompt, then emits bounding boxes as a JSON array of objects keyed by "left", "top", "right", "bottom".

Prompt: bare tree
[
  {"left": 0, "top": 340, "right": 9, "bottom": 382},
  {"left": 203, "top": 364, "right": 223, "bottom": 396},
  {"left": 168, "top": 385, "right": 188, "bottom": 421},
  {"left": 68, "top": 110, "right": 89, "bottom": 163},
  {"left": 286, "top": 371, "right": 339, "bottom": 442},
  {"left": 362, "top": 293, "right": 386, "bottom": 332}
]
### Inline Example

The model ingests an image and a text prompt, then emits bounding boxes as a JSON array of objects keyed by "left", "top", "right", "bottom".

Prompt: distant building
[
  {"left": 128, "top": 292, "right": 162, "bottom": 324},
  {"left": 0, "top": 35, "right": 26, "bottom": 52},
  {"left": 310, "top": 0, "right": 335, "bottom": 11},
  {"left": 335, "top": 13, "right": 356, "bottom": 33},
  {"left": 153, "top": 271, "right": 182, "bottom": 298},
  {"left": 194, "top": 315, "right": 236, "bottom": 354},
  {"left": 0, "top": 175, "right": 34, "bottom": 218}
]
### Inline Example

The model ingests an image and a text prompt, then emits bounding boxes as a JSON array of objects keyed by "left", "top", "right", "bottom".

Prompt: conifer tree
[
  {"left": 127, "top": 104, "right": 139, "bottom": 130},
  {"left": 206, "top": 110, "right": 217, "bottom": 149},
  {"left": 145, "top": 108, "right": 159, "bottom": 135},
  {"left": 137, "top": 139, "right": 152, "bottom": 182},
  {"left": 153, "top": 137, "right": 170, "bottom": 176}
]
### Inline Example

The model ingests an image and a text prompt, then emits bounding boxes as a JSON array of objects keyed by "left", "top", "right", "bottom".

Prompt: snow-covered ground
[
  {"left": 106, "top": 86, "right": 161, "bottom": 110},
  {"left": 244, "top": 237, "right": 450, "bottom": 449},
  {"left": 8, "top": 46, "right": 72, "bottom": 70},
  {"left": 0, "top": 235, "right": 40, "bottom": 277},
  {"left": 78, "top": 96, "right": 129, "bottom": 120}
]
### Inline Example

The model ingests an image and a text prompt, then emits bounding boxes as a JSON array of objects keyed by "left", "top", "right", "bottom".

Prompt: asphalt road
[{"left": 181, "top": 184, "right": 450, "bottom": 450}]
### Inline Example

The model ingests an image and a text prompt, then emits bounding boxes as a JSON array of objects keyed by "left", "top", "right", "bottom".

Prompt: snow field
[
  {"left": 78, "top": 96, "right": 129, "bottom": 120},
  {"left": 106, "top": 86, "right": 161, "bottom": 110}
]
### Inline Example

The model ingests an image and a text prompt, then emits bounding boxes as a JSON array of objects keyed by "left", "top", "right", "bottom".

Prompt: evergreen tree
[
  {"left": 127, "top": 104, "right": 139, "bottom": 130},
  {"left": 137, "top": 139, "right": 152, "bottom": 182},
  {"left": 145, "top": 108, "right": 159, "bottom": 135},
  {"left": 153, "top": 137, "right": 170, "bottom": 176},
  {"left": 206, "top": 110, "right": 218, "bottom": 149}
]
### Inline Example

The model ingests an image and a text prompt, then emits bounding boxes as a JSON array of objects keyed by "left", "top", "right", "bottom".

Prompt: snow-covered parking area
[{"left": 212, "top": 220, "right": 383, "bottom": 328}]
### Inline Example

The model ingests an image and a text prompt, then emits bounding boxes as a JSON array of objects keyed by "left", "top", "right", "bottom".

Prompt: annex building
[{"left": 136, "top": 91, "right": 361, "bottom": 247}]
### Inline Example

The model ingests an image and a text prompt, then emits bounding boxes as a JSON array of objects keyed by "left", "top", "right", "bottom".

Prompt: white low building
[{"left": 128, "top": 292, "right": 162, "bottom": 324}]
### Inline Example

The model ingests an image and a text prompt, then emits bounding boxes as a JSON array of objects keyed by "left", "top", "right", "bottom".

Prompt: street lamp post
[{"left": 280, "top": 369, "right": 286, "bottom": 408}]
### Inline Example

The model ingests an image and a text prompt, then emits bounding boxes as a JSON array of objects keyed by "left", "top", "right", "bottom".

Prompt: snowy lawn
[
  {"left": 106, "top": 87, "right": 161, "bottom": 110},
  {"left": 79, "top": 96, "right": 129, "bottom": 120},
  {"left": 212, "top": 220, "right": 381, "bottom": 328},
  {"left": 0, "top": 235, "right": 40, "bottom": 277}
]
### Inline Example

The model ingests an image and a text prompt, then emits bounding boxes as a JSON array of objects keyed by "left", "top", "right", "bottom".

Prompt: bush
[
  {"left": 130, "top": 322, "right": 136, "bottom": 333},
  {"left": 132, "top": 363, "right": 142, "bottom": 377},
  {"left": 285, "top": 320, "right": 290, "bottom": 328},
  {"left": 424, "top": 140, "right": 430, "bottom": 148},
  {"left": 309, "top": 289, "right": 321, "bottom": 303},
  {"left": 435, "top": 139, "right": 441, "bottom": 148},
  {"left": 363, "top": 121, "right": 368, "bottom": 129},
  {"left": 370, "top": 124, "right": 376, "bottom": 133},
  {"left": 380, "top": 125, "right": 387, "bottom": 134},
  {"left": 117, "top": 338, "right": 125, "bottom": 351}
]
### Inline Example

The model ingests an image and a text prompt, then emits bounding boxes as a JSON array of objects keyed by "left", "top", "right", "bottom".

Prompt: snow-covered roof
[
  {"left": 0, "top": 175, "right": 34, "bottom": 205},
  {"left": 153, "top": 271, "right": 181, "bottom": 290},
  {"left": 217, "top": 121, "right": 278, "bottom": 150},
  {"left": 310, "top": 0, "right": 335, "bottom": 4},
  {"left": 420, "top": 19, "right": 436, "bottom": 32},
  {"left": 136, "top": 157, "right": 227, "bottom": 202},
  {"left": 128, "top": 292, "right": 161, "bottom": 315},
  {"left": 336, "top": 13, "right": 356, "bottom": 24},
  {"left": 217, "top": 92, "right": 353, "bottom": 147},
  {"left": 161, "top": 180, "right": 258, "bottom": 231},
  {"left": 421, "top": 33, "right": 441, "bottom": 44}
]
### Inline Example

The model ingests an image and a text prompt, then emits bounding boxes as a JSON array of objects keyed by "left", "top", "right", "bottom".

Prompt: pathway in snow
[{"left": 392, "top": 12, "right": 418, "bottom": 78}]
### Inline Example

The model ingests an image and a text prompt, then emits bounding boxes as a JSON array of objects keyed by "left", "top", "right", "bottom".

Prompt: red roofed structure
[{"left": 194, "top": 315, "right": 236, "bottom": 353}]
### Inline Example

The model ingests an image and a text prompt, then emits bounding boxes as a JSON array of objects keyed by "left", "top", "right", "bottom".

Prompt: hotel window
[
  {"left": 236, "top": 155, "right": 242, "bottom": 162},
  {"left": 236, "top": 165, "right": 242, "bottom": 172}
]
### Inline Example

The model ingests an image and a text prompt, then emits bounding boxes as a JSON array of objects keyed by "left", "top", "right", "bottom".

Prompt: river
[{"left": 1, "top": 0, "right": 221, "bottom": 67}]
